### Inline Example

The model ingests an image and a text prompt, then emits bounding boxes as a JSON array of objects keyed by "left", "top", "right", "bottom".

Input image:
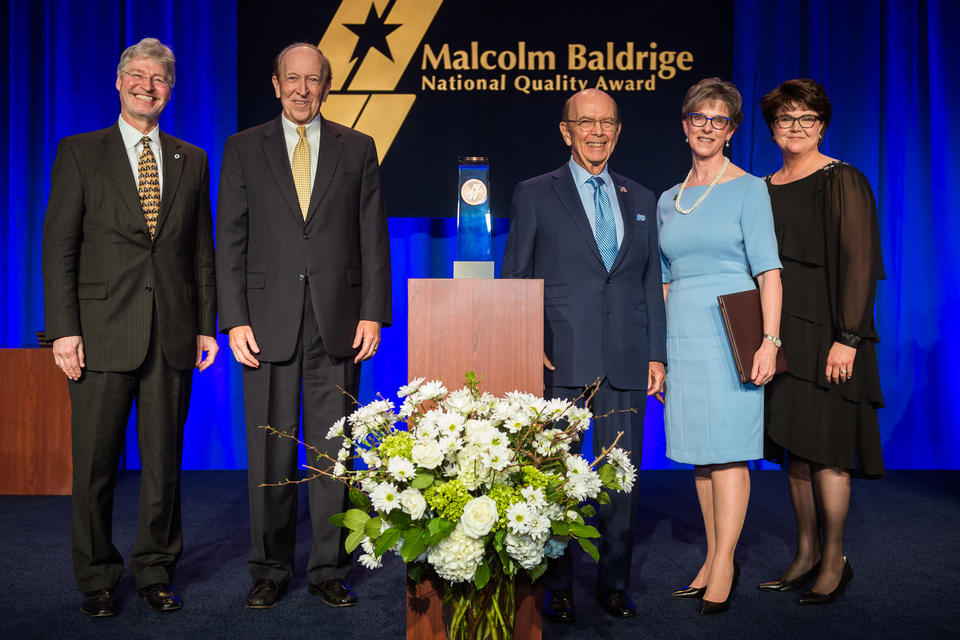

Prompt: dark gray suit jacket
[
  {"left": 215, "top": 116, "right": 391, "bottom": 360},
  {"left": 501, "top": 164, "right": 667, "bottom": 390},
  {"left": 42, "top": 123, "right": 217, "bottom": 371}
]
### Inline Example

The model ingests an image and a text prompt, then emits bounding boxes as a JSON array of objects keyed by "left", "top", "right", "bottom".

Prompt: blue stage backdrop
[{"left": 2, "top": 0, "right": 957, "bottom": 470}]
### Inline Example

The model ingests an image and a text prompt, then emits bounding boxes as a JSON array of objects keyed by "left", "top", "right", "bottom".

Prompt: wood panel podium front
[{"left": 406, "top": 278, "right": 544, "bottom": 640}]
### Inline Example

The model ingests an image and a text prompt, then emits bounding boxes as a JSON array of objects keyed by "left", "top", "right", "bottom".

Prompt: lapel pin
[
  {"left": 619, "top": 185, "right": 628, "bottom": 192},
  {"left": 636, "top": 214, "right": 646, "bottom": 222},
  {"left": 173, "top": 153, "right": 181, "bottom": 159}
]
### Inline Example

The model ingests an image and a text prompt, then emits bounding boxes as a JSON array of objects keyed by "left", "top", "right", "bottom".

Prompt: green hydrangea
[
  {"left": 520, "top": 466, "right": 549, "bottom": 489},
  {"left": 488, "top": 484, "right": 521, "bottom": 531},
  {"left": 378, "top": 431, "right": 413, "bottom": 460},
  {"left": 424, "top": 479, "right": 471, "bottom": 521}
]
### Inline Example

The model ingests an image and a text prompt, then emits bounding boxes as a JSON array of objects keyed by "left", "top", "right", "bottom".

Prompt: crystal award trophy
[{"left": 453, "top": 156, "right": 494, "bottom": 278}]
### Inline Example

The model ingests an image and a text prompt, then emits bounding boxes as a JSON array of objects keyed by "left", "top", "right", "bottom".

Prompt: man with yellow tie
[
  {"left": 42, "top": 37, "right": 218, "bottom": 617},
  {"left": 215, "top": 42, "right": 391, "bottom": 610}
]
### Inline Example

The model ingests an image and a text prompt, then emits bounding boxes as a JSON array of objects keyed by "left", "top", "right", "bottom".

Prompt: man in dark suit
[
  {"left": 501, "top": 89, "right": 666, "bottom": 622},
  {"left": 216, "top": 42, "right": 391, "bottom": 610},
  {"left": 42, "top": 37, "right": 218, "bottom": 617}
]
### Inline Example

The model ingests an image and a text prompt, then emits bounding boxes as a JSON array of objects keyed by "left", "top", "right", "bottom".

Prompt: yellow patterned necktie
[
  {"left": 292, "top": 125, "right": 310, "bottom": 219},
  {"left": 137, "top": 136, "right": 160, "bottom": 238}
]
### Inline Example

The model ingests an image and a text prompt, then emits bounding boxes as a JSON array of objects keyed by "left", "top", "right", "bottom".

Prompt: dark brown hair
[{"left": 760, "top": 78, "right": 832, "bottom": 135}]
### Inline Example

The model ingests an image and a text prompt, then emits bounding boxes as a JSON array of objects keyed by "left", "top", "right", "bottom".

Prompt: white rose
[
  {"left": 412, "top": 439, "right": 444, "bottom": 469},
  {"left": 399, "top": 488, "right": 427, "bottom": 520},
  {"left": 459, "top": 495, "right": 499, "bottom": 539}
]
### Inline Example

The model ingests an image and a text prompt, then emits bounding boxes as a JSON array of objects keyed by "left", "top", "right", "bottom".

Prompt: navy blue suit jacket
[{"left": 501, "top": 163, "right": 667, "bottom": 390}]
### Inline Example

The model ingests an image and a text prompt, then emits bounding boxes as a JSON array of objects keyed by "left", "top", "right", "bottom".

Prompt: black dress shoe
[
  {"left": 670, "top": 585, "right": 707, "bottom": 599},
  {"left": 798, "top": 557, "right": 853, "bottom": 605},
  {"left": 543, "top": 588, "right": 575, "bottom": 623},
  {"left": 759, "top": 562, "right": 821, "bottom": 592},
  {"left": 138, "top": 583, "right": 182, "bottom": 612},
  {"left": 700, "top": 560, "right": 740, "bottom": 616},
  {"left": 308, "top": 578, "right": 358, "bottom": 607},
  {"left": 80, "top": 588, "right": 117, "bottom": 618},
  {"left": 596, "top": 587, "right": 636, "bottom": 618},
  {"left": 245, "top": 579, "right": 286, "bottom": 609}
]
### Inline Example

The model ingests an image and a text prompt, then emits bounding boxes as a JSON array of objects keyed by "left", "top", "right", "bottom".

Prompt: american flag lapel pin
[
  {"left": 619, "top": 185, "right": 628, "bottom": 192},
  {"left": 636, "top": 213, "right": 646, "bottom": 222}
]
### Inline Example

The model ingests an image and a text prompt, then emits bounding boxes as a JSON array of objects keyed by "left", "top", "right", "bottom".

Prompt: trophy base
[{"left": 453, "top": 261, "right": 495, "bottom": 279}]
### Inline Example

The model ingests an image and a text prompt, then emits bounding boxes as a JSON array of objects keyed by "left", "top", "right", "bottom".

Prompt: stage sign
[{"left": 238, "top": 0, "right": 733, "bottom": 217}]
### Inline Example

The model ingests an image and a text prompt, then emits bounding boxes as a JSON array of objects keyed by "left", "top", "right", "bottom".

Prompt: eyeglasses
[
  {"left": 122, "top": 70, "right": 170, "bottom": 88},
  {"left": 774, "top": 114, "right": 820, "bottom": 129},
  {"left": 686, "top": 112, "right": 732, "bottom": 130},
  {"left": 565, "top": 118, "right": 619, "bottom": 133}
]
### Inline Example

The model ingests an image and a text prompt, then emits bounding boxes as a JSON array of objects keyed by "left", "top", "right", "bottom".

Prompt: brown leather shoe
[
  {"left": 80, "top": 588, "right": 117, "bottom": 617},
  {"left": 308, "top": 578, "right": 357, "bottom": 607},
  {"left": 245, "top": 579, "right": 286, "bottom": 608},
  {"left": 138, "top": 583, "right": 182, "bottom": 612},
  {"left": 543, "top": 588, "right": 576, "bottom": 623}
]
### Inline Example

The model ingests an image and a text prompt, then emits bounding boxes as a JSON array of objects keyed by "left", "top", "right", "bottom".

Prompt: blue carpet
[{"left": 1, "top": 470, "right": 957, "bottom": 639}]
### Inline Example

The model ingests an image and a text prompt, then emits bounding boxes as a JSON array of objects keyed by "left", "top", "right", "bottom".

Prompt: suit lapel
[
  {"left": 608, "top": 171, "right": 634, "bottom": 272},
  {"left": 155, "top": 132, "right": 184, "bottom": 238},
  {"left": 262, "top": 117, "right": 304, "bottom": 222},
  {"left": 102, "top": 125, "right": 144, "bottom": 229},
  {"left": 305, "top": 118, "right": 343, "bottom": 223},
  {"left": 550, "top": 166, "right": 605, "bottom": 267}
]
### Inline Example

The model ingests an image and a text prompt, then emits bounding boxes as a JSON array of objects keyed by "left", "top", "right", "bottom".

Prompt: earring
[
  {"left": 725, "top": 140, "right": 730, "bottom": 148},
  {"left": 684, "top": 136, "right": 688, "bottom": 143},
  {"left": 818, "top": 133, "right": 823, "bottom": 143}
]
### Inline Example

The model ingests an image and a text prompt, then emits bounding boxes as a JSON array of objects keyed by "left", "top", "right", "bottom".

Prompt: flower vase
[{"left": 444, "top": 573, "right": 515, "bottom": 640}]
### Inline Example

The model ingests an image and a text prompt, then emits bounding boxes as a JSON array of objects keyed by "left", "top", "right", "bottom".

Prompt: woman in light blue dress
[{"left": 657, "top": 78, "right": 782, "bottom": 615}]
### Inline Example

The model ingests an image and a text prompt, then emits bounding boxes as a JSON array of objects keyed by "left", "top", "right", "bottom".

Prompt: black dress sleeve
[{"left": 823, "top": 164, "right": 885, "bottom": 342}]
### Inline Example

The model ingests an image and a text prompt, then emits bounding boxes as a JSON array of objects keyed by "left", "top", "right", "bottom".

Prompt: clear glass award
[{"left": 454, "top": 156, "right": 494, "bottom": 278}]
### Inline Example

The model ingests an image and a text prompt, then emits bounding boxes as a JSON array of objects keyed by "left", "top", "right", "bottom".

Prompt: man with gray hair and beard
[{"left": 42, "top": 37, "right": 217, "bottom": 617}]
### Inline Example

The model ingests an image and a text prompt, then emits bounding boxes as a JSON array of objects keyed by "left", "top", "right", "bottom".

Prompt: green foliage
[
  {"left": 411, "top": 472, "right": 435, "bottom": 489},
  {"left": 578, "top": 537, "right": 600, "bottom": 562},
  {"left": 345, "top": 529, "right": 365, "bottom": 553},
  {"left": 343, "top": 508, "right": 371, "bottom": 531},
  {"left": 580, "top": 504, "right": 596, "bottom": 517},
  {"left": 474, "top": 560, "right": 491, "bottom": 589},
  {"left": 374, "top": 527, "right": 402, "bottom": 556},
  {"left": 401, "top": 528, "right": 429, "bottom": 563},
  {"left": 349, "top": 488, "right": 371, "bottom": 509},
  {"left": 364, "top": 516, "right": 383, "bottom": 539},
  {"left": 527, "top": 561, "right": 548, "bottom": 583},
  {"left": 426, "top": 518, "right": 456, "bottom": 545},
  {"left": 597, "top": 490, "right": 611, "bottom": 505},
  {"left": 328, "top": 512, "right": 346, "bottom": 528},
  {"left": 569, "top": 523, "right": 601, "bottom": 539},
  {"left": 598, "top": 463, "right": 617, "bottom": 485}
]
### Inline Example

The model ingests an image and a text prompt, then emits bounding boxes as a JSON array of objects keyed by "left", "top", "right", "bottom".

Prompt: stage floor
[{"left": 1, "top": 470, "right": 957, "bottom": 639}]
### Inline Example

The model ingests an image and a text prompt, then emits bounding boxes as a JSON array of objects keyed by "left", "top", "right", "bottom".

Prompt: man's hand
[
  {"left": 52, "top": 335, "right": 85, "bottom": 380},
  {"left": 543, "top": 353, "right": 556, "bottom": 371},
  {"left": 229, "top": 325, "right": 261, "bottom": 368},
  {"left": 196, "top": 335, "right": 219, "bottom": 371},
  {"left": 353, "top": 320, "right": 381, "bottom": 363},
  {"left": 648, "top": 361, "right": 665, "bottom": 401}
]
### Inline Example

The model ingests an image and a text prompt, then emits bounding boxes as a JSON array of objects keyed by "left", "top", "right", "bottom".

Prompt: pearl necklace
[{"left": 675, "top": 156, "right": 730, "bottom": 215}]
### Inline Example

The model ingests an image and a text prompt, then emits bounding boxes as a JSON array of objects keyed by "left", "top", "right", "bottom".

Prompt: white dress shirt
[
  {"left": 280, "top": 113, "right": 322, "bottom": 191},
  {"left": 117, "top": 116, "right": 163, "bottom": 196}
]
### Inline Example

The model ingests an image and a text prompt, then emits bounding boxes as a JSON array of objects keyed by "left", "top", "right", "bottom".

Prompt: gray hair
[
  {"left": 117, "top": 38, "right": 176, "bottom": 87},
  {"left": 273, "top": 42, "right": 332, "bottom": 85},
  {"left": 681, "top": 77, "right": 743, "bottom": 128}
]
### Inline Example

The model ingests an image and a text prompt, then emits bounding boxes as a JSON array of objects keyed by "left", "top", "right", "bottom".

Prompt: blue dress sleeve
[
  {"left": 740, "top": 177, "right": 782, "bottom": 276},
  {"left": 656, "top": 191, "right": 672, "bottom": 283}
]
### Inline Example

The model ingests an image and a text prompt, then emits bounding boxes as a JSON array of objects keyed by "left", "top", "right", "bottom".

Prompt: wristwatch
[{"left": 763, "top": 334, "right": 782, "bottom": 348}]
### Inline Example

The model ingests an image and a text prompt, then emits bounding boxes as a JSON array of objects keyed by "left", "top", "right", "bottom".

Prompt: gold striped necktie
[
  {"left": 138, "top": 136, "right": 160, "bottom": 237},
  {"left": 292, "top": 125, "right": 310, "bottom": 219}
]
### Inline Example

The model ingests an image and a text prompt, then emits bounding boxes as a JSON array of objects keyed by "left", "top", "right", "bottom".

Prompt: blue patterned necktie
[{"left": 589, "top": 175, "right": 617, "bottom": 271}]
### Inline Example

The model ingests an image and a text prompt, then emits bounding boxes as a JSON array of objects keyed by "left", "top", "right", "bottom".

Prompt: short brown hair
[
  {"left": 272, "top": 42, "right": 332, "bottom": 85},
  {"left": 760, "top": 78, "right": 832, "bottom": 135},
  {"left": 681, "top": 78, "right": 743, "bottom": 128},
  {"left": 117, "top": 37, "right": 176, "bottom": 87}
]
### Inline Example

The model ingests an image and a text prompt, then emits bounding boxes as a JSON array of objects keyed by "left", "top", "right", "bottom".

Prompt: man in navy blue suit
[{"left": 501, "top": 88, "right": 666, "bottom": 623}]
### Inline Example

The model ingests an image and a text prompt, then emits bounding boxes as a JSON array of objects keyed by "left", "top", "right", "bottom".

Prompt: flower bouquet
[{"left": 283, "top": 373, "right": 636, "bottom": 639}]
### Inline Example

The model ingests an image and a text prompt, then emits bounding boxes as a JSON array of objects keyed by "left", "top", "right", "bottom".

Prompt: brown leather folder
[{"left": 717, "top": 288, "right": 788, "bottom": 384}]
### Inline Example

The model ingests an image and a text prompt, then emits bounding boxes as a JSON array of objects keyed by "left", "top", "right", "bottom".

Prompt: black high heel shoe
[
  {"left": 699, "top": 560, "right": 740, "bottom": 615},
  {"left": 759, "top": 561, "right": 821, "bottom": 592},
  {"left": 798, "top": 557, "right": 853, "bottom": 605},
  {"left": 670, "top": 585, "right": 706, "bottom": 599}
]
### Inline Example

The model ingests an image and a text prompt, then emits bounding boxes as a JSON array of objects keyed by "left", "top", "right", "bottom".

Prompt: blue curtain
[{"left": 3, "top": 0, "right": 957, "bottom": 469}]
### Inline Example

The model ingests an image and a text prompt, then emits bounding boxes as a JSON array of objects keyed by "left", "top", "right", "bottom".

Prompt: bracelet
[
  {"left": 836, "top": 330, "right": 862, "bottom": 348},
  {"left": 763, "top": 334, "right": 782, "bottom": 348}
]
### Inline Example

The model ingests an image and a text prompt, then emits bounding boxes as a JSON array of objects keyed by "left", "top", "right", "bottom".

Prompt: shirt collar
[
  {"left": 117, "top": 116, "right": 160, "bottom": 151},
  {"left": 567, "top": 156, "right": 613, "bottom": 188},
  {"left": 281, "top": 113, "right": 322, "bottom": 135}
]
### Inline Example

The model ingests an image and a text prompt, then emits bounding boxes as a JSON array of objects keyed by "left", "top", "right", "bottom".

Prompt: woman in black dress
[{"left": 758, "top": 79, "right": 885, "bottom": 605}]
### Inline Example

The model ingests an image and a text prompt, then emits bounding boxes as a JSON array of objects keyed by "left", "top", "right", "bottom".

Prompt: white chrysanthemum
[
  {"left": 359, "top": 448, "right": 381, "bottom": 468},
  {"left": 542, "top": 397, "right": 572, "bottom": 421},
  {"left": 358, "top": 537, "right": 383, "bottom": 569},
  {"left": 398, "top": 377, "right": 425, "bottom": 398},
  {"left": 332, "top": 462, "right": 346, "bottom": 477},
  {"left": 444, "top": 388, "right": 475, "bottom": 414},
  {"left": 606, "top": 447, "right": 637, "bottom": 492},
  {"left": 475, "top": 392, "right": 497, "bottom": 417},
  {"left": 457, "top": 444, "right": 492, "bottom": 490},
  {"left": 399, "top": 487, "right": 427, "bottom": 520},
  {"left": 419, "top": 379, "right": 448, "bottom": 400},
  {"left": 527, "top": 513, "right": 551, "bottom": 542},
  {"left": 336, "top": 446, "right": 350, "bottom": 461},
  {"left": 564, "top": 455, "right": 591, "bottom": 477},
  {"left": 438, "top": 436, "right": 462, "bottom": 462},
  {"left": 411, "top": 439, "right": 444, "bottom": 469},
  {"left": 326, "top": 416, "right": 346, "bottom": 440},
  {"left": 520, "top": 486, "right": 547, "bottom": 510},
  {"left": 486, "top": 444, "right": 513, "bottom": 471},
  {"left": 370, "top": 481, "right": 400, "bottom": 513},
  {"left": 533, "top": 431, "right": 554, "bottom": 455},
  {"left": 427, "top": 524, "right": 484, "bottom": 582},
  {"left": 524, "top": 397, "right": 549, "bottom": 420},
  {"left": 504, "top": 531, "right": 544, "bottom": 569},
  {"left": 387, "top": 456, "right": 416, "bottom": 483},
  {"left": 464, "top": 419, "right": 497, "bottom": 446},
  {"left": 505, "top": 502, "right": 534, "bottom": 535},
  {"left": 544, "top": 536, "right": 568, "bottom": 559},
  {"left": 437, "top": 412, "right": 466, "bottom": 438},
  {"left": 564, "top": 469, "right": 603, "bottom": 501},
  {"left": 566, "top": 406, "right": 593, "bottom": 433},
  {"left": 460, "top": 495, "right": 499, "bottom": 538},
  {"left": 397, "top": 399, "right": 415, "bottom": 419}
]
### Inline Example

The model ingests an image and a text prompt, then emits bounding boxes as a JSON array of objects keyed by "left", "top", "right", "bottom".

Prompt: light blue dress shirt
[{"left": 567, "top": 157, "right": 624, "bottom": 248}]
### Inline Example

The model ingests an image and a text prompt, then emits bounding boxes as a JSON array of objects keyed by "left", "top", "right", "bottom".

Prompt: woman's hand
[
  {"left": 750, "top": 339, "right": 779, "bottom": 386},
  {"left": 826, "top": 341, "right": 857, "bottom": 384}
]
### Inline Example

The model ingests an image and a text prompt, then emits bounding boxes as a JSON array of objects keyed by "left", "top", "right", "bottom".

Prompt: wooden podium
[
  {"left": 0, "top": 349, "right": 72, "bottom": 494},
  {"left": 406, "top": 278, "right": 544, "bottom": 640}
]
